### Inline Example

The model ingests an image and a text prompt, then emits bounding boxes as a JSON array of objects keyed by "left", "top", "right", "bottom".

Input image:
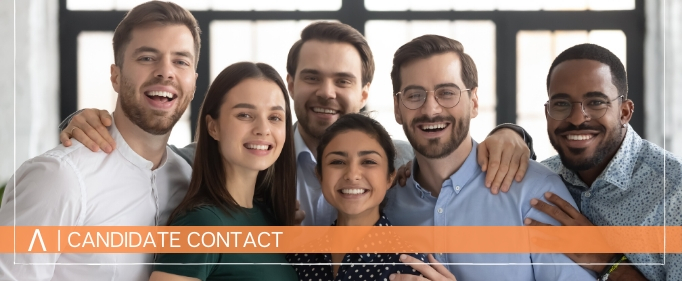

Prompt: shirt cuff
[{"left": 488, "top": 123, "right": 537, "bottom": 161}]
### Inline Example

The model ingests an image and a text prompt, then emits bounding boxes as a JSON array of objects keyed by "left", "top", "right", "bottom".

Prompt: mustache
[
  {"left": 410, "top": 115, "right": 456, "bottom": 127},
  {"left": 141, "top": 76, "right": 179, "bottom": 91},
  {"left": 554, "top": 122, "right": 605, "bottom": 135},
  {"left": 309, "top": 96, "right": 342, "bottom": 110}
]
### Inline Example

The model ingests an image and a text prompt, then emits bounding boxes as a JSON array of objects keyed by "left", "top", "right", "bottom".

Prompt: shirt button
[
  {"left": 455, "top": 186, "right": 461, "bottom": 191},
  {"left": 437, "top": 208, "right": 443, "bottom": 214},
  {"left": 584, "top": 191, "right": 591, "bottom": 198}
]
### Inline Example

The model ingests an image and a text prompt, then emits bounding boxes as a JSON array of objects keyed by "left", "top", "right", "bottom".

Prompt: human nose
[
  {"left": 155, "top": 57, "right": 175, "bottom": 80},
  {"left": 420, "top": 91, "right": 442, "bottom": 115},
  {"left": 565, "top": 102, "right": 590, "bottom": 125},
  {"left": 344, "top": 161, "right": 362, "bottom": 181},
  {"left": 316, "top": 79, "right": 336, "bottom": 99},
  {"left": 252, "top": 116, "right": 271, "bottom": 136}
]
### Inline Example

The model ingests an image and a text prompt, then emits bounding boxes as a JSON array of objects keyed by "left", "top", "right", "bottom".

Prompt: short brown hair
[
  {"left": 286, "top": 21, "right": 374, "bottom": 85},
  {"left": 112, "top": 1, "right": 201, "bottom": 68},
  {"left": 390, "top": 35, "right": 478, "bottom": 94}
]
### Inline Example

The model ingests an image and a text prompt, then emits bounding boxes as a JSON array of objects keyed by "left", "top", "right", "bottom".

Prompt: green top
[{"left": 154, "top": 204, "right": 298, "bottom": 281}]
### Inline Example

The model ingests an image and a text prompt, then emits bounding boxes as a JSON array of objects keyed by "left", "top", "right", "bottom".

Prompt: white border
[{"left": 9, "top": 0, "right": 670, "bottom": 269}]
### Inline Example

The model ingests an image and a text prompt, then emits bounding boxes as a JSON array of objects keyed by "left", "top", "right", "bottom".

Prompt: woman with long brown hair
[{"left": 150, "top": 62, "right": 298, "bottom": 281}]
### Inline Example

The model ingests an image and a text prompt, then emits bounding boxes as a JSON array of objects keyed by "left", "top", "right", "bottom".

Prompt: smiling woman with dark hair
[
  {"left": 287, "top": 113, "right": 427, "bottom": 281},
  {"left": 149, "top": 62, "right": 298, "bottom": 281}
]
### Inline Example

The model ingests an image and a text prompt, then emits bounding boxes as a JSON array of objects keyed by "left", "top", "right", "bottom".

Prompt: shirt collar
[
  {"left": 110, "top": 116, "right": 168, "bottom": 171},
  {"left": 555, "top": 124, "right": 641, "bottom": 190},
  {"left": 407, "top": 139, "right": 482, "bottom": 195},
  {"left": 294, "top": 125, "right": 316, "bottom": 165}
]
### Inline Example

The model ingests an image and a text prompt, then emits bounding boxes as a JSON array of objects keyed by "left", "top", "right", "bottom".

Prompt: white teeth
[
  {"left": 566, "top": 135, "right": 593, "bottom": 141},
  {"left": 246, "top": 144, "right": 269, "bottom": 150},
  {"left": 147, "top": 91, "right": 174, "bottom": 99},
  {"left": 312, "top": 107, "right": 337, "bottom": 114},
  {"left": 421, "top": 123, "right": 447, "bottom": 130},
  {"left": 340, "top": 189, "right": 366, "bottom": 195}
]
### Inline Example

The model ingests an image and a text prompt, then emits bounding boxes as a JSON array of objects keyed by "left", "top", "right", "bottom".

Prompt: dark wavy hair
[
  {"left": 168, "top": 62, "right": 297, "bottom": 226},
  {"left": 315, "top": 113, "right": 396, "bottom": 180}
]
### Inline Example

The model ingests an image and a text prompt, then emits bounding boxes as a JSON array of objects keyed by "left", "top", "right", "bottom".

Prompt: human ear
[
  {"left": 394, "top": 96, "right": 403, "bottom": 125},
  {"left": 206, "top": 115, "right": 220, "bottom": 141},
  {"left": 110, "top": 64, "right": 121, "bottom": 93}
]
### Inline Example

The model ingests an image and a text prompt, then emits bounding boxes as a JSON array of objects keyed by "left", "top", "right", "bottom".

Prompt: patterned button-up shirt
[
  {"left": 287, "top": 215, "right": 426, "bottom": 281},
  {"left": 542, "top": 124, "right": 682, "bottom": 281}
]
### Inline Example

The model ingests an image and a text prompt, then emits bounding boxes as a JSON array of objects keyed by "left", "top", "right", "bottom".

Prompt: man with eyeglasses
[
  {"left": 383, "top": 35, "right": 594, "bottom": 281},
  {"left": 518, "top": 43, "right": 681, "bottom": 281}
]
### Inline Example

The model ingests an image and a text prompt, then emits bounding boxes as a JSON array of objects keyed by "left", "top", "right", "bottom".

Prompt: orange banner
[{"left": 0, "top": 226, "right": 680, "bottom": 254}]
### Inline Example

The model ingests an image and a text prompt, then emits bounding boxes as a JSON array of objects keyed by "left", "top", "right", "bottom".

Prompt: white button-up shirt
[{"left": 0, "top": 119, "right": 191, "bottom": 281}]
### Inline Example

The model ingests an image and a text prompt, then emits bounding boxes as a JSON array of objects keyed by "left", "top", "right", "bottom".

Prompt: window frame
[{"left": 59, "top": 0, "right": 645, "bottom": 139}]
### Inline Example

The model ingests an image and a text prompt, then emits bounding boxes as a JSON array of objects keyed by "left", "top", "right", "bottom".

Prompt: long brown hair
[{"left": 168, "top": 62, "right": 296, "bottom": 226}]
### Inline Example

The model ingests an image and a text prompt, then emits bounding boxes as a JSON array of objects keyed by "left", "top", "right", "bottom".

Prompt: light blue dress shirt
[
  {"left": 294, "top": 126, "right": 338, "bottom": 226},
  {"left": 384, "top": 140, "right": 594, "bottom": 281},
  {"left": 542, "top": 124, "right": 682, "bottom": 281}
]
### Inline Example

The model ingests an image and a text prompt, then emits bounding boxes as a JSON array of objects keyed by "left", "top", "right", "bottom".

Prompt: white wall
[
  {"left": 0, "top": 0, "right": 60, "bottom": 185},
  {"left": 645, "top": 0, "right": 682, "bottom": 157}
]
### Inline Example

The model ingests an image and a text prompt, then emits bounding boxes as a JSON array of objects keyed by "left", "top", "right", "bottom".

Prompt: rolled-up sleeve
[{"left": 0, "top": 153, "right": 84, "bottom": 281}]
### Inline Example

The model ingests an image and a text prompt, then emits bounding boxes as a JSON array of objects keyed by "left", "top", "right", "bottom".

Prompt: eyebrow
[
  {"left": 402, "top": 83, "right": 460, "bottom": 92},
  {"left": 233, "top": 103, "right": 285, "bottom": 111},
  {"left": 132, "top": 46, "right": 194, "bottom": 60},
  {"left": 326, "top": 151, "right": 348, "bottom": 158},
  {"left": 270, "top": 105, "right": 285, "bottom": 111},
  {"left": 584, "top": 91, "right": 609, "bottom": 99},
  {"left": 299, "top": 68, "right": 357, "bottom": 80},
  {"left": 550, "top": 92, "right": 610, "bottom": 100},
  {"left": 233, "top": 103, "right": 256, "bottom": 109},
  {"left": 434, "top": 83, "right": 460, "bottom": 90},
  {"left": 549, "top": 93, "right": 572, "bottom": 100},
  {"left": 358, "top": 150, "right": 382, "bottom": 157},
  {"left": 325, "top": 150, "right": 383, "bottom": 158}
]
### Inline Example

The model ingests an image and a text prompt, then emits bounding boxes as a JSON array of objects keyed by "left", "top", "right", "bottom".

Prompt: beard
[
  {"left": 403, "top": 113, "right": 470, "bottom": 159},
  {"left": 297, "top": 96, "right": 345, "bottom": 139},
  {"left": 118, "top": 75, "right": 189, "bottom": 135},
  {"left": 549, "top": 122, "right": 623, "bottom": 171}
]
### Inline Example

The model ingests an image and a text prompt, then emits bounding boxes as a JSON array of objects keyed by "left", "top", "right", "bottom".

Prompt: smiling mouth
[
  {"left": 565, "top": 134, "right": 595, "bottom": 141},
  {"left": 145, "top": 91, "right": 177, "bottom": 102},
  {"left": 339, "top": 188, "right": 368, "bottom": 195},
  {"left": 418, "top": 123, "right": 449, "bottom": 133},
  {"left": 244, "top": 144, "right": 272, "bottom": 151},
  {"left": 312, "top": 107, "right": 338, "bottom": 115}
]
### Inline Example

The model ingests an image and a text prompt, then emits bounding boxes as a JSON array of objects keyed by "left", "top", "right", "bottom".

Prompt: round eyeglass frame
[
  {"left": 394, "top": 87, "right": 470, "bottom": 110},
  {"left": 544, "top": 95, "right": 624, "bottom": 121}
]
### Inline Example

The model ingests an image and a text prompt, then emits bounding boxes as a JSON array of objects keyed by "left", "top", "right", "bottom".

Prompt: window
[
  {"left": 61, "top": 0, "right": 644, "bottom": 152},
  {"left": 76, "top": 31, "right": 192, "bottom": 148},
  {"left": 516, "top": 30, "right": 626, "bottom": 159},
  {"left": 365, "top": 20, "right": 496, "bottom": 142}
]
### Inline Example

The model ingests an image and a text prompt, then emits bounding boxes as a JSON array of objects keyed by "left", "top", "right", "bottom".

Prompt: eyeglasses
[
  {"left": 544, "top": 95, "right": 624, "bottom": 121},
  {"left": 394, "top": 86, "right": 469, "bottom": 110}
]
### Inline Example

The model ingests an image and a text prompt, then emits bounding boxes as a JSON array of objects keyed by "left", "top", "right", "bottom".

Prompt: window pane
[
  {"left": 211, "top": 0, "right": 341, "bottom": 11},
  {"left": 68, "top": 0, "right": 114, "bottom": 11},
  {"left": 77, "top": 31, "right": 191, "bottom": 148},
  {"left": 516, "top": 30, "right": 627, "bottom": 160},
  {"left": 589, "top": 0, "right": 635, "bottom": 10},
  {"left": 542, "top": 0, "right": 588, "bottom": 11},
  {"left": 209, "top": 20, "right": 332, "bottom": 124},
  {"left": 364, "top": 0, "right": 634, "bottom": 11},
  {"left": 365, "top": 20, "right": 496, "bottom": 143}
]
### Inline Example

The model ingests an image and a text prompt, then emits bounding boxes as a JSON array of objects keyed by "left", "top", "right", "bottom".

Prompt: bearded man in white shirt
[{"left": 0, "top": 2, "right": 199, "bottom": 280}]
